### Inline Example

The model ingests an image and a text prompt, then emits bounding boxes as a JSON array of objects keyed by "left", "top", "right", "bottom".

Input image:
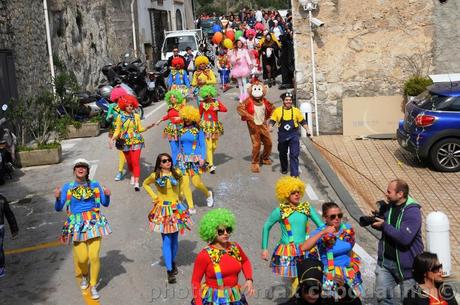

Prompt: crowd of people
[
  {"left": 0, "top": 7, "right": 456, "bottom": 305},
  {"left": 194, "top": 8, "right": 295, "bottom": 95}
]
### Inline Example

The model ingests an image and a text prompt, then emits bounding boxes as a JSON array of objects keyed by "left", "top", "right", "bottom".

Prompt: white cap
[{"left": 73, "top": 158, "right": 90, "bottom": 169}]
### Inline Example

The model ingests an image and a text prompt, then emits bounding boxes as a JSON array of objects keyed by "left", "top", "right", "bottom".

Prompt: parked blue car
[{"left": 397, "top": 83, "right": 460, "bottom": 172}]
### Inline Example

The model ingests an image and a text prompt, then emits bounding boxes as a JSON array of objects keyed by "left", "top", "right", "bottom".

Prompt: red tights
[{"left": 123, "top": 149, "right": 141, "bottom": 178}]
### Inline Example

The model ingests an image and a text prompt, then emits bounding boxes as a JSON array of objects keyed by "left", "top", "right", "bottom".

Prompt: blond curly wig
[
  {"left": 179, "top": 105, "right": 201, "bottom": 123},
  {"left": 195, "top": 55, "right": 209, "bottom": 67},
  {"left": 275, "top": 176, "right": 306, "bottom": 203}
]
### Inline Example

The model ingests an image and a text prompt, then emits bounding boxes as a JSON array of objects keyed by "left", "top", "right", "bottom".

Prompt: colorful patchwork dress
[
  {"left": 114, "top": 112, "right": 145, "bottom": 151},
  {"left": 308, "top": 223, "right": 363, "bottom": 300},
  {"left": 143, "top": 172, "right": 192, "bottom": 234},
  {"left": 262, "top": 202, "right": 323, "bottom": 277},
  {"left": 191, "top": 242, "right": 253, "bottom": 305},
  {"left": 199, "top": 99, "right": 227, "bottom": 139},
  {"left": 55, "top": 181, "right": 111, "bottom": 244},
  {"left": 176, "top": 125, "right": 207, "bottom": 175}
]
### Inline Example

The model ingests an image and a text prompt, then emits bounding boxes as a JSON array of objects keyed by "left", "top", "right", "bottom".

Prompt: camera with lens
[{"left": 359, "top": 200, "right": 388, "bottom": 227}]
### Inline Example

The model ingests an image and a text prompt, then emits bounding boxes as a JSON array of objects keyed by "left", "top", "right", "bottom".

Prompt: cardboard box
[{"left": 342, "top": 96, "right": 404, "bottom": 136}]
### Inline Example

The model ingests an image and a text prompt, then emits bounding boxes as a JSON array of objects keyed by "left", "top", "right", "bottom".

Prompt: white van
[{"left": 160, "top": 29, "right": 203, "bottom": 61}]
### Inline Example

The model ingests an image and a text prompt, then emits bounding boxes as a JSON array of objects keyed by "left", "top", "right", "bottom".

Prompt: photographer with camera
[{"left": 370, "top": 179, "right": 423, "bottom": 305}]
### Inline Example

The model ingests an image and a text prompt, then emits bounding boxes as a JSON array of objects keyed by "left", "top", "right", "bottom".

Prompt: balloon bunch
[{"left": 211, "top": 26, "right": 245, "bottom": 50}]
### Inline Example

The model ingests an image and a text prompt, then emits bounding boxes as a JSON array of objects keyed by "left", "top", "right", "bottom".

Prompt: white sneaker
[
  {"left": 189, "top": 208, "right": 196, "bottom": 215},
  {"left": 130, "top": 176, "right": 135, "bottom": 185},
  {"left": 209, "top": 165, "right": 216, "bottom": 174},
  {"left": 90, "top": 286, "right": 100, "bottom": 300},
  {"left": 134, "top": 182, "right": 140, "bottom": 192},
  {"left": 206, "top": 191, "right": 214, "bottom": 207},
  {"left": 80, "top": 277, "right": 89, "bottom": 290}
]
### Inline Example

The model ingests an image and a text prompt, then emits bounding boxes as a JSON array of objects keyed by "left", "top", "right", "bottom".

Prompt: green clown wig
[
  {"left": 165, "top": 89, "right": 185, "bottom": 107},
  {"left": 275, "top": 176, "right": 306, "bottom": 203},
  {"left": 199, "top": 208, "right": 236, "bottom": 243},
  {"left": 199, "top": 85, "right": 218, "bottom": 99}
]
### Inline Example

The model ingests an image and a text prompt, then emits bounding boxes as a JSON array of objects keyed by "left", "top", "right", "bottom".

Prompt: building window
[{"left": 176, "top": 9, "right": 183, "bottom": 30}]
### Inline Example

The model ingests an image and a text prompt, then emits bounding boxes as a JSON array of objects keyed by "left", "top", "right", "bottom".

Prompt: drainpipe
[
  {"left": 43, "top": 0, "right": 56, "bottom": 94},
  {"left": 130, "top": 0, "right": 138, "bottom": 57}
]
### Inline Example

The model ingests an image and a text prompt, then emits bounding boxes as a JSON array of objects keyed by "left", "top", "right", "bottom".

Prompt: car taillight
[{"left": 415, "top": 114, "right": 436, "bottom": 127}]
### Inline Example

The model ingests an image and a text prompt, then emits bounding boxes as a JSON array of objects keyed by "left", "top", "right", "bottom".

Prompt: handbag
[{"left": 115, "top": 138, "right": 125, "bottom": 150}]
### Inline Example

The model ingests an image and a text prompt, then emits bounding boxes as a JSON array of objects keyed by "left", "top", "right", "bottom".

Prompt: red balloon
[
  {"left": 226, "top": 29, "right": 235, "bottom": 41},
  {"left": 212, "top": 32, "right": 223, "bottom": 44}
]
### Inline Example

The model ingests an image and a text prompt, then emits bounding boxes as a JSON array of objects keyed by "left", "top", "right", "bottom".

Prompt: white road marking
[
  {"left": 88, "top": 164, "right": 98, "bottom": 180},
  {"left": 151, "top": 260, "right": 160, "bottom": 267},
  {"left": 145, "top": 102, "right": 166, "bottom": 119},
  {"left": 306, "top": 184, "right": 320, "bottom": 201}
]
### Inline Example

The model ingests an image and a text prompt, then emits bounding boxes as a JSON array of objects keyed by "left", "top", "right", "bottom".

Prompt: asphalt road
[{"left": 0, "top": 83, "right": 378, "bottom": 305}]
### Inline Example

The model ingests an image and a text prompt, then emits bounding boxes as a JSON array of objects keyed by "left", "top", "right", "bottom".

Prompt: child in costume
[
  {"left": 300, "top": 202, "right": 363, "bottom": 304},
  {"left": 228, "top": 38, "right": 253, "bottom": 103},
  {"left": 191, "top": 208, "right": 255, "bottom": 305},
  {"left": 198, "top": 85, "right": 227, "bottom": 174},
  {"left": 261, "top": 176, "right": 324, "bottom": 293},
  {"left": 54, "top": 159, "right": 111, "bottom": 300},
  {"left": 176, "top": 105, "right": 214, "bottom": 214},
  {"left": 154, "top": 89, "right": 186, "bottom": 164},
  {"left": 167, "top": 56, "right": 190, "bottom": 98},
  {"left": 192, "top": 55, "right": 217, "bottom": 105},
  {"left": 216, "top": 49, "right": 231, "bottom": 91},
  {"left": 250, "top": 49, "right": 262, "bottom": 77},
  {"left": 143, "top": 153, "right": 193, "bottom": 284},
  {"left": 110, "top": 95, "right": 154, "bottom": 191}
]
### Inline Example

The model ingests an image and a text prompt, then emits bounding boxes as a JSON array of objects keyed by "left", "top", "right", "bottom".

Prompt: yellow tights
[
  {"left": 73, "top": 237, "right": 101, "bottom": 287},
  {"left": 205, "top": 138, "right": 218, "bottom": 166},
  {"left": 182, "top": 174, "right": 209, "bottom": 208},
  {"left": 118, "top": 151, "right": 125, "bottom": 172}
]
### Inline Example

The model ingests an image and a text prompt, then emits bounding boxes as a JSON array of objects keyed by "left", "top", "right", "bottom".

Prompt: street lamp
[{"left": 300, "top": 0, "right": 321, "bottom": 136}]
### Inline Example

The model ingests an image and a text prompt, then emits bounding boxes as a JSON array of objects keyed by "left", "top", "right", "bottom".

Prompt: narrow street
[{"left": 0, "top": 84, "right": 377, "bottom": 305}]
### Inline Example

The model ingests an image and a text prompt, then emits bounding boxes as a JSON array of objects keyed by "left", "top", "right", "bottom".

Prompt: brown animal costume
[{"left": 237, "top": 78, "right": 274, "bottom": 173}]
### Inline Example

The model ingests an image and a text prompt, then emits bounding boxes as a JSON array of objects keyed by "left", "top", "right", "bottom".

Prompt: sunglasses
[
  {"left": 161, "top": 159, "right": 172, "bottom": 164},
  {"left": 431, "top": 263, "right": 443, "bottom": 272},
  {"left": 217, "top": 227, "right": 233, "bottom": 236},
  {"left": 327, "top": 213, "right": 343, "bottom": 220}
]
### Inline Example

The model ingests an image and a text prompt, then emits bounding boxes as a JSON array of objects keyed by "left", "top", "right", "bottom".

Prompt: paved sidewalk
[{"left": 313, "top": 135, "right": 460, "bottom": 275}]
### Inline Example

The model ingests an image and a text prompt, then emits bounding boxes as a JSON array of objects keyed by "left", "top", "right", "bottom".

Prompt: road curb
[{"left": 301, "top": 137, "right": 380, "bottom": 239}]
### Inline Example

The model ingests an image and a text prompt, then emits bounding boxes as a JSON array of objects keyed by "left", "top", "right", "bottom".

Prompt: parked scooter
[
  {"left": 0, "top": 104, "right": 16, "bottom": 184},
  {"left": 146, "top": 71, "right": 166, "bottom": 103}
]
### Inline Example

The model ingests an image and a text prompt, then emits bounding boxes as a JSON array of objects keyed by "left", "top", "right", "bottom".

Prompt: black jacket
[
  {"left": 0, "top": 194, "right": 18, "bottom": 233},
  {"left": 403, "top": 284, "right": 458, "bottom": 305}
]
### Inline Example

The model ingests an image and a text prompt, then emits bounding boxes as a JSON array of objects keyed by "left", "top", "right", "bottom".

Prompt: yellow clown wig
[
  {"left": 195, "top": 55, "right": 209, "bottom": 67},
  {"left": 179, "top": 105, "right": 201, "bottom": 123},
  {"left": 275, "top": 176, "right": 306, "bottom": 203}
]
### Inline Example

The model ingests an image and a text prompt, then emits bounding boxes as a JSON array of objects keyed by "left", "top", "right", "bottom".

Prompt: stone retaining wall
[{"left": 293, "top": 0, "right": 435, "bottom": 134}]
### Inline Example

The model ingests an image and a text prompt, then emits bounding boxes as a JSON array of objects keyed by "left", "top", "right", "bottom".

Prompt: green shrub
[{"left": 403, "top": 76, "right": 433, "bottom": 97}]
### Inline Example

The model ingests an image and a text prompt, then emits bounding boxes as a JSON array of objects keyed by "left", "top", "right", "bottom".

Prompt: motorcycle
[
  {"left": 0, "top": 104, "right": 16, "bottom": 184},
  {"left": 56, "top": 89, "right": 101, "bottom": 121},
  {"left": 146, "top": 71, "right": 166, "bottom": 103},
  {"left": 101, "top": 54, "right": 161, "bottom": 107}
]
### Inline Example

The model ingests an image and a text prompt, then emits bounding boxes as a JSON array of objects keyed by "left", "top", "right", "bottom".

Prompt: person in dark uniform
[
  {"left": 280, "top": 258, "right": 327, "bottom": 305},
  {"left": 269, "top": 92, "right": 310, "bottom": 177}
]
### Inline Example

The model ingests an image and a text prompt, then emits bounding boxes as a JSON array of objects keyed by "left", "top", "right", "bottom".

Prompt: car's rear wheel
[{"left": 429, "top": 138, "right": 460, "bottom": 172}]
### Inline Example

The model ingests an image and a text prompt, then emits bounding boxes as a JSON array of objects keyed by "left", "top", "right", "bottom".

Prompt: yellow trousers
[
  {"left": 118, "top": 150, "right": 125, "bottom": 172},
  {"left": 73, "top": 237, "right": 101, "bottom": 287},
  {"left": 182, "top": 174, "right": 208, "bottom": 208},
  {"left": 205, "top": 138, "right": 219, "bottom": 166}
]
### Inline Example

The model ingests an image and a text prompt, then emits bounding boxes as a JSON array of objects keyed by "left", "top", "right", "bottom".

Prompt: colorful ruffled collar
[
  {"left": 155, "top": 175, "right": 178, "bottom": 188},
  {"left": 206, "top": 242, "right": 241, "bottom": 264}
]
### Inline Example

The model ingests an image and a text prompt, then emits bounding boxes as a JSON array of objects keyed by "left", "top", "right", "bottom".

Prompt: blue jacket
[
  {"left": 377, "top": 196, "right": 423, "bottom": 280},
  {"left": 55, "top": 180, "right": 110, "bottom": 214}
]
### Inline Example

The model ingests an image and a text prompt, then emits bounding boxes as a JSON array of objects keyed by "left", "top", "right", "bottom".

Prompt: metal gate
[{"left": 0, "top": 49, "right": 18, "bottom": 106}]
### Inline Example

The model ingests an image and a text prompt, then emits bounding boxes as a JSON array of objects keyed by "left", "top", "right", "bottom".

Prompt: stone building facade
[
  {"left": 292, "top": 0, "right": 456, "bottom": 134},
  {"left": 0, "top": 0, "right": 51, "bottom": 102}
]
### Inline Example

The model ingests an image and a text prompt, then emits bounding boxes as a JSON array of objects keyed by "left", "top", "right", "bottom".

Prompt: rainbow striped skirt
[
  {"left": 270, "top": 243, "right": 305, "bottom": 278},
  {"left": 60, "top": 209, "right": 111, "bottom": 244},
  {"left": 200, "top": 120, "right": 224, "bottom": 139},
  {"left": 148, "top": 200, "right": 193, "bottom": 234},
  {"left": 192, "top": 284, "right": 248, "bottom": 305}
]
